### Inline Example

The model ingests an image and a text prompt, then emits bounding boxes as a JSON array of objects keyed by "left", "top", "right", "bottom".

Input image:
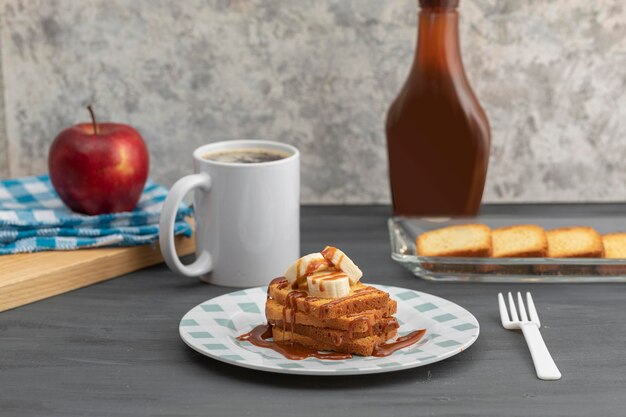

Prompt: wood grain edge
[{"left": 0, "top": 236, "right": 195, "bottom": 312}]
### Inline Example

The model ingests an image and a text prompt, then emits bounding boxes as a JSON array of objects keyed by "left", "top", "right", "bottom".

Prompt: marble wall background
[{"left": 0, "top": 0, "right": 624, "bottom": 203}]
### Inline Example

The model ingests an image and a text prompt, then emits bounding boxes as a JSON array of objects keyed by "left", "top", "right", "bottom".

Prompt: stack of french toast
[
  {"left": 266, "top": 247, "right": 399, "bottom": 356},
  {"left": 417, "top": 224, "right": 626, "bottom": 258}
]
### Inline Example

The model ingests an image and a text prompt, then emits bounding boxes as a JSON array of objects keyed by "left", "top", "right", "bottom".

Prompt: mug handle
[{"left": 159, "top": 173, "right": 213, "bottom": 276}]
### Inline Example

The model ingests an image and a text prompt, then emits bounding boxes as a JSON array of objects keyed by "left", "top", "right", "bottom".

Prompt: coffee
[{"left": 202, "top": 148, "right": 289, "bottom": 164}]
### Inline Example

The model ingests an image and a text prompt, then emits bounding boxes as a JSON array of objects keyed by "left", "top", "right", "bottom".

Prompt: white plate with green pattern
[{"left": 179, "top": 285, "right": 479, "bottom": 375}]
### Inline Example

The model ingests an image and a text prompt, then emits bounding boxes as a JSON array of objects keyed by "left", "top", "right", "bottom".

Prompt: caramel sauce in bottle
[{"left": 386, "top": 0, "right": 490, "bottom": 216}]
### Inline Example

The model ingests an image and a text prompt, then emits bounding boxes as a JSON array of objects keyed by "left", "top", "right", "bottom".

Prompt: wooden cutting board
[{"left": 0, "top": 233, "right": 195, "bottom": 312}]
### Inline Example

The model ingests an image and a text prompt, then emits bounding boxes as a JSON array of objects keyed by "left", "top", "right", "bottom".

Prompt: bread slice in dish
[
  {"left": 546, "top": 226, "right": 604, "bottom": 258},
  {"left": 417, "top": 224, "right": 492, "bottom": 257},
  {"left": 602, "top": 233, "right": 626, "bottom": 259},
  {"left": 492, "top": 224, "right": 547, "bottom": 258}
]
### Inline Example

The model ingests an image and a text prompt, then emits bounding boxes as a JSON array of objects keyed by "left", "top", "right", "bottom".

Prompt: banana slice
[
  {"left": 307, "top": 270, "right": 350, "bottom": 299},
  {"left": 284, "top": 253, "right": 331, "bottom": 287},
  {"left": 321, "top": 246, "right": 363, "bottom": 284}
]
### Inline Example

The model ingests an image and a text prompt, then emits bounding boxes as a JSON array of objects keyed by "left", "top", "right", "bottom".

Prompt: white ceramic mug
[{"left": 159, "top": 140, "right": 300, "bottom": 287}]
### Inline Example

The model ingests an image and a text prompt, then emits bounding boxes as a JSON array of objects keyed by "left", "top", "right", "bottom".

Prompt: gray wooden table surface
[{"left": 2, "top": 204, "right": 626, "bottom": 417}]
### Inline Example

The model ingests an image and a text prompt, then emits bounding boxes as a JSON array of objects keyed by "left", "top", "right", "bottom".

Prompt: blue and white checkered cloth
[{"left": 0, "top": 175, "right": 192, "bottom": 254}]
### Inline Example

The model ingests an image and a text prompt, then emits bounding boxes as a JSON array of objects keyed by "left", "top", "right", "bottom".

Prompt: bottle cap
[{"left": 419, "top": 0, "right": 460, "bottom": 8}]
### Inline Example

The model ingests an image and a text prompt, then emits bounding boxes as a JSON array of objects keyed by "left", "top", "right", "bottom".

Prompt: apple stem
[{"left": 87, "top": 105, "right": 98, "bottom": 135}]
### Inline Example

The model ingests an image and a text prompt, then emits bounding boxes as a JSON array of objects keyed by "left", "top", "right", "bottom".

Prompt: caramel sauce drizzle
[
  {"left": 310, "top": 270, "right": 348, "bottom": 292},
  {"left": 345, "top": 310, "right": 381, "bottom": 320},
  {"left": 268, "top": 277, "right": 288, "bottom": 296},
  {"left": 237, "top": 323, "right": 352, "bottom": 360},
  {"left": 311, "top": 271, "right": 347, "bottom": 281},
  {"left": 237, "top": 324, "right": 425, "bottom": 359},
  {"left": 307, "top": 258, "right": 331, "bottom": 275},
  {"left": 302, "top": 297, "right": 319, "bottom": 314},
  {"left": 346, "top": 316, "right": 374, "bottom": 340},
  {"left": 321, "top": 246, "right": 337, "bottom": 262},
  {"left": 320, "top": 247, "right": 345, "bottom": 273},
  {"left": 292, "top": 257, "right": 332, "bottom": 290},
  {"left": 319, "top": 288, "right": 378, "bottom": 318},
  {"left": 281, "top": 291, "right": 307, "bottom": 340},
  {"left": 382, "top": 317, "right": 400, "bottom": 333},
  {"left": 372, "top": 329, "right": 426, "bottom": 357}
]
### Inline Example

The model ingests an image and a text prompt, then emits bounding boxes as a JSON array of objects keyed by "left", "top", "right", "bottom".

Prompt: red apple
[{"left": 48, "top": 106, "right": 149, "bottom": 215}]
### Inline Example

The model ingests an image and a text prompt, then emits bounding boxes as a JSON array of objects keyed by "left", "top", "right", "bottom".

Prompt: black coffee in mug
[{"left": 202, "top": 148, "right": 289, "bottom": 164}]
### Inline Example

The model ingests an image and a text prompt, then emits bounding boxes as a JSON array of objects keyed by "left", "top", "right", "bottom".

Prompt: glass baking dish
[{"left": 389, "top": 214, "right": 626, "bottom": 283}]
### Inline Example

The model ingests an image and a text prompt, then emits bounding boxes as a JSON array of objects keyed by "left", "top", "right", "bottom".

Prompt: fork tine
[
  {"left": 507, "top": 292, "right": 519, "bottom": 321},
  {"left": 498, "top": 293, "right": 510, "bottom": 326},
  {"left": 526, "top": 292, "right": 541, "bottom": 327},
  {"left": 517, "top": 292, "right": 528, "bottom": 321}
]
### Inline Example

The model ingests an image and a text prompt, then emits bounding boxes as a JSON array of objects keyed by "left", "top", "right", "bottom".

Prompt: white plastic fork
[{"left": 498, "top": 292, "right": 562, "bottom": 381}]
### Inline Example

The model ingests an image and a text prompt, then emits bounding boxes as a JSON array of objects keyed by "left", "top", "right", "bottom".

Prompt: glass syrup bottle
[{"left": 386, "top": 0, "right": 490, "bottom": 216}]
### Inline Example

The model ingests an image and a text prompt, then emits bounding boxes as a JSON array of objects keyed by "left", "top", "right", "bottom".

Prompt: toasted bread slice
[
  {"left": 597, "top": 233, "right": 626, "bottom": 275},
  {"left": 265, "top": 299, "right": 397, "bottom": 332},
  {"left": 272, "top": 326, "right": 398, "bottom": 357},
  {"left": 417, "top": 224, "right": 492, "bottom": 257},
  {"left": 546, "top": 227, "right": 603, "bottom": 258},
  {"left": 268, "top": 279, "right": 390, "bottom": 319},
  {"left": 602, "top": 233, "right": 626, "bottom": 259},
  {"left": 492, "top": 224, "right": 547, "bottom": 258},
  {"left": 270, "top": 317, "right": 399, "bottom": 347}
]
